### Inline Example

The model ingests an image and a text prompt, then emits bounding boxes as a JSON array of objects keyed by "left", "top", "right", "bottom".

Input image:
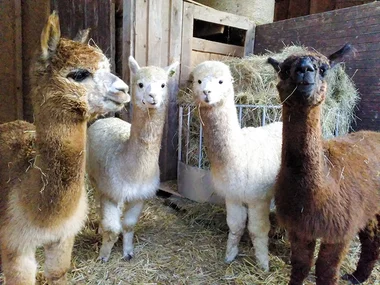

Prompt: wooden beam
[
  {"left": 192, "top": 38, "right": 244, "bottom": 56},
  {"left": 14, "top": 0, "right": 23, "bottom": 120},
  {"left": 192, "top": 4, "right": 253, "bottom": 30},
  {"left": 180, "top": 2, "right": 194, "bottom": 86}
]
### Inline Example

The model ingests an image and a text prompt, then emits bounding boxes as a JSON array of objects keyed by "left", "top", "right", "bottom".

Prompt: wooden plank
[
  {"left": 0, "top": 0, "right": 18, "bottom": 123},
  {"left": 192, "top": 38, "right": 244, "bottom": 56},
  {"left": 180, "top": 2, "right": 194, "bottom": 86},
  {"left": 147, "top": 0, "right": 163, "bottom": 66},
  {"left": 14, "top": 0, "right": 23, "bottom": 120},
  {"left": 244, "top": 25, "right": 255, "bottom": 56},
  {"left": 169, "top": 0, "right": 183, "bottom": 67},
  {"left": 158, "top": 0, "right": 183, "bottom": 182},
  {"left": 274, "top": 0, "right": 290, "bottom": 21},
  {"left": 160, "top": 0, "right": 171, "bottom": 66},
  {"left": 310, "top": 0, "right": 336, "bottom": 14},
  {"left": 260, "top": 2, "right": 380, "bottom": 34},
  {"left": 191, "top": 50, "right": 213, "bottom": 68},
  {"left": 192, "top": 4, "right": 253, "bottom": 30},
  {"left": 134, "top": 0, "right": 148, "bottom": 66},
  {"left": 22, "top": 0, "right": 50, "bottom": 122},
  {"left": 110, "top": 2, "right": 116, "bottom": 72},
  {"left": 288, "top": 0, "right": 310, "bottom": 18},
  {"left": 122, "top": 0, "right": 134, "bottom": 83}
]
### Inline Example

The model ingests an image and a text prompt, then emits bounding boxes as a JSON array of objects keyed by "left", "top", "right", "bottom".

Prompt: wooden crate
[{"left": 123, "top": 0, "right": 255, "bottom": 182}]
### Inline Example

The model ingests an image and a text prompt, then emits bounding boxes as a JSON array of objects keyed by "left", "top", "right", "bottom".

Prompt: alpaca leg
[
  {"left": 288, "top": 232, "right": 316, "bottom": 285},
  {"left": 44, "top": 236, "right": 75, "bottom": 285},
  {"left": 1, "top": 245, "right": 37, "bottom": 285},
  {"left": 342, "top": 215, "right": 380, "bottom": 284},
  {"left": 315, "top": 242, "right": 347, "bottom": 285},
  {"left": 224, "top": 200, "right": 247, "bottom": 263},
  {"left": 98, "top": 197, "right": 122, "bottom": 262},
  {"left": 121, "top": 201, "right": 144, "bottom": 261},
  {"left": 247, "top": 199, "right": 271, "bottom": 271}
]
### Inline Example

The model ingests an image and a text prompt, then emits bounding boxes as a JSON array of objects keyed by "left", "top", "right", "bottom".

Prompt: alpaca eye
[
  {"left": 138, "top": 83, "right": 144, "bottom": 88},
  {"left": 198, "top": 80, "right": 202, "bottom": 84},
  {"left": 67, "top": 69, "right": 91, "bottom": 82},
  {"left": 219, "top": 80, "right": 223, "bottom": 84},
  {"left": 320, "top": 65, "right": 328, "bottom": 76},
  {"left": 161, "top": 83, "right": 165, "bottom": 88}
]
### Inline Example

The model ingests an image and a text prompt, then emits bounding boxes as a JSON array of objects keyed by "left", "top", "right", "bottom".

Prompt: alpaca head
[
  {"left": 268, "top": 44, "right": 354, "bottom": 108},
  {"left": 31, "top": 11, "right": 130, "bottom": 121},
  {"left": 190, "top": 61, "right": 234, "bottom": 107},
  {"left": 128, "top": 56, "right": 179, "bottom": 110}
]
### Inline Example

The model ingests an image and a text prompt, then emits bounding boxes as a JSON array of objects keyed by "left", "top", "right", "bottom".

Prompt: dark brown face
[
  {"left": 268, "top": 44, "right": 354, "bottom": 108},
  {"left": 275, "top": 54, "right": 330, "bottom": 107}
]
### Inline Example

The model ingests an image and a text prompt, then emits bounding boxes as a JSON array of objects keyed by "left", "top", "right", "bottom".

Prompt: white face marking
[
  {"left": 134, "top": 78, "right": 167, "bottom": 109},
  {"left": 191, "top": 61, "right": 234, "bottom": 107},
  {"left": 193, "top": 75, "right": 229, "bottom": 105}
]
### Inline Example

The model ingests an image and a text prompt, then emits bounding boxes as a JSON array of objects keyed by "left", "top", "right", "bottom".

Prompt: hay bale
[
  {"left": 196, "top": 0, "right": 275, "bottom": 25},
  {"left": 178, "top": 45, "right": 360, "bottom": 168}
]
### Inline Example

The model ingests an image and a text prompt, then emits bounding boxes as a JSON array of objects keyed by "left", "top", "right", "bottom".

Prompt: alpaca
[
  {"left": 190, "top": 61, "right": 283, "bottom": 271},
  {"left": 268, "top": 44, "right": 380, "bottom": 285},
  {"left": 0, "top": 12, "right": 129, "bottom": 285},
  {"left": 86, "top": 56, "right": 179, "bottom": 262}
]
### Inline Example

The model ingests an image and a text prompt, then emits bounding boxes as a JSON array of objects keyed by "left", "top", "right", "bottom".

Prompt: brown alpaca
[
  {"left": 0, "top": 12, "right": 129, "bottom": 285},
  {"left": 268, "top": 45, "right": 380, "bottom": 285}
]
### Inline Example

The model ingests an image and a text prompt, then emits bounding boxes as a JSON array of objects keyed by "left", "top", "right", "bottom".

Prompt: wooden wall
[
  {"left": 256, "top": 1, "right": 380, "bottom": 131},
  {"left": 0, "top": 0, "right": 23, "bottom": 123},
  {"left": 275, "top": 0, "right": 375, "bottom": 21},
  {"left": 51, "top": 0, "right": 114, "bottom": 67}
]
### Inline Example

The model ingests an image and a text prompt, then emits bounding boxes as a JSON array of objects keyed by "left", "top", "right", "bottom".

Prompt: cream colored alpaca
[
  {"left": 190, "top": 61, "right": 282, "bottom": 271},
  {"left": 0, "top": 12, "right": 129, "bottom": 285},
  {"left": 87, "top": 56, "right": 179, "bottom": 262}
]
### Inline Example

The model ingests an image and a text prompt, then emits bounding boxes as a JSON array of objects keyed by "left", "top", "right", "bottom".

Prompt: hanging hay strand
[{"left": 178, "top": 45, "right": 360, "bottom": 168}]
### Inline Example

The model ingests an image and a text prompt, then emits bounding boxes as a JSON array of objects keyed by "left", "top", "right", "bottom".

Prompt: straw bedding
[{"left": 1, "top": 185, "right": 377, "bottom": 284}]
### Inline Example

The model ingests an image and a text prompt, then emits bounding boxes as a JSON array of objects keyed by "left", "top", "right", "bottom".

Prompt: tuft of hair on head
[{"left": 40, "top": 10, "right": 61, "bottom": 61}]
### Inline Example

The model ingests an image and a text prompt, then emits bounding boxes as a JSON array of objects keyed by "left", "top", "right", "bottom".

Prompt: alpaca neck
[
  {"left": 28, "top": 118, "right": 86, "bottom": 222},
  {"left": 281, "top": 103, "right": 324, "bottom": 186},
  {"left": 127, "top": 105, "right": 166, "bottom": 156},
  {"left": 200, "top": 98, "right": 241, "bottom": 167}
]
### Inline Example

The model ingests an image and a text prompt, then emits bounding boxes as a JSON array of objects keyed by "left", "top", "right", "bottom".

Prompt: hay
[
  {"left": 2, "top": 182, "right": 378, "bottom": 284},
  {"left": 178, "top": 45, "right": 359, "bottom": 168}
]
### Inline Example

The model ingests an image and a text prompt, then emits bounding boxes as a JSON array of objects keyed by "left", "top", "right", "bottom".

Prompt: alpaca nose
[
  {"left": 296, "top": 58, "right": 315, "bottom": 74},
  {"left": 112, "top": 78, "right": 128, "bottom": 94},
  {"left": 203, "top": 90, "right": 211, "bottom": 95},
  {"left": 295, "top": 58, "right": 315, "bottom": 85}
]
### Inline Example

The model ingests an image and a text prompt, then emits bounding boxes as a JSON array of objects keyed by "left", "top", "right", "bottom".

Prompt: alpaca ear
[
  {"left": 268, "top": 57, "right": 281, "bottom": 72},
  {"left": 129, "top": 56, "right": 140, "bottom": 75},
  {"left": 73, "top": 28, "right": 90, "bottom": 44},
  {"left": 328, "top": 43, "right": 356, "bottom": 67},
  {"left": 40, "top": 11, "right": 61, "bottom": 60},
  {"left": 165, "top": 61, "right": 180, "bottom": 77}
]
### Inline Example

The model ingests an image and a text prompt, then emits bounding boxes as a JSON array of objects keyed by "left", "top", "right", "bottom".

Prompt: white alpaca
[
  {"left": 87, "top": 56, "right": 179, "bottom": 262},
  {"left": 190, "top": 61, "right": 282, "bottom": 271}
]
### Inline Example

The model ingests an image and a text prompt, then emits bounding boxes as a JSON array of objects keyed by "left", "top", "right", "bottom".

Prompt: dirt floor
[{"left": 0, "top": 191, "right": 379, "bottom": 285}]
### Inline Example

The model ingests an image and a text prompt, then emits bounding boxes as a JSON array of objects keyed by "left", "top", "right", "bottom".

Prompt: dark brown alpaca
[
  {"left": 268, "top": 45, "right": 380, "bottom": 285},
  {"left": 0, "top": 12, "right": 129, "bottom": 284}
]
